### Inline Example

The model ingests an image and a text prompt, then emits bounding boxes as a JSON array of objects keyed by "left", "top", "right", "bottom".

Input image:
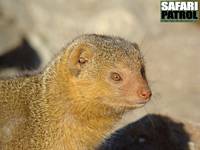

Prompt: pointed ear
[{"left": 68, "top": 43, "right": 94, "bottom": 76}]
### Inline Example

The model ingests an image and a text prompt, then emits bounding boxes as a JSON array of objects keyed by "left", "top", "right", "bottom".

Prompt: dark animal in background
[
  {"left": 98, "top": 114, "right": 191, "bottom": 150},
  {"left": 0, "top": 38, "right": 41, "bottom": 72}
]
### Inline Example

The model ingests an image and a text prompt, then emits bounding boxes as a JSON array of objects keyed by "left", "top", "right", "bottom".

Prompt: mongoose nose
[{"left": 138, "top": 88, "right": 152, "bottom": 100}]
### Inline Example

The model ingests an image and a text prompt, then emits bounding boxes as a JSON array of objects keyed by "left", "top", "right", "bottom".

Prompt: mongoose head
[{"left": 62, "top": 34, "right": 151, "bottom": 110}]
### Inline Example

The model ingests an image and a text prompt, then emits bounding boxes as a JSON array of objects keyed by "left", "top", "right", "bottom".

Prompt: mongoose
[{"left": 0, "top": 34, "right": 151, "bottom": 150}]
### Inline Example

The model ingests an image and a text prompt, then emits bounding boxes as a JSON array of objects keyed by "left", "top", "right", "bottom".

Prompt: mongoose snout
[
  {"left": 137, "top": 87, "right": 152, "bottom": 101},
  {"left": 103, "top": 65, "right": 152, "bottom": 108}
]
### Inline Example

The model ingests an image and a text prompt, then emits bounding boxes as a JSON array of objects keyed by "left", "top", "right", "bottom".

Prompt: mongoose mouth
[
  {"left": 135, "top": 99, "right": 150, "bottom": 105},
  {"left": 123, "top": 99, "right": 150, "bottom": 108},
  {"left": 134, "top": 103, "right": 146, "bottom": 108}
]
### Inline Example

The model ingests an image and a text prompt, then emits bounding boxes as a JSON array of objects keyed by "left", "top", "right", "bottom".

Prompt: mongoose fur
[{"left": 0, "top": 34, "right": 151, "bottom": 150}]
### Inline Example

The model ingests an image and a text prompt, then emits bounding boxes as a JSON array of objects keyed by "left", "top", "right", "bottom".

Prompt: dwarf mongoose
[{"left": 0, "top": 34, "right": 151, "bottom": 150}]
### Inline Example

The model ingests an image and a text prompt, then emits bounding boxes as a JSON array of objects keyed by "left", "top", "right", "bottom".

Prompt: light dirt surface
[{"left": 0, "top": 0, "right": 199, "bottom": 127}]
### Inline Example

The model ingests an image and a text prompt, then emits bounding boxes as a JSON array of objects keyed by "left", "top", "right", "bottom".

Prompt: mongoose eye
[
  {"left": 111, "top": 72, "right": 122, "bottom": 81},
  {"left": 78, "top": 57, "right": 87, "bottom": 64}
]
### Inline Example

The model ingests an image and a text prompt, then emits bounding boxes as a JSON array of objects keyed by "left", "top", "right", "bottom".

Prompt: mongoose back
[{"left": 0, "top": 34, "right": 152, "bottom": 150}]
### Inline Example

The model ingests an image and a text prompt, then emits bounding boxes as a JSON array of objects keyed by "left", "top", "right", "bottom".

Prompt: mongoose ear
[{"left": 68, "top": 44, "right": 94, "bottom": 76}]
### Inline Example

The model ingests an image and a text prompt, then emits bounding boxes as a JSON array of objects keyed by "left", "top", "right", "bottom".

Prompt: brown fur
[{"left": 0, "top": 34, "right": 151, "bottom": 150}]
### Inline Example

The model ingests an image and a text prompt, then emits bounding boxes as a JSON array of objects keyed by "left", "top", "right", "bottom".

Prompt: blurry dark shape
[
  {"left": 0, "top": 38, "right": 41, "bottom": 71},
  {"left": 98, "top": 114, "right": 190, "bottom": 150}
]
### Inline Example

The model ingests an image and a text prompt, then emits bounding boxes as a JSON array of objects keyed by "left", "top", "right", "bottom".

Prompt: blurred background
[{"left": 0, "top": 0, "right": 199, "bottom": 129}]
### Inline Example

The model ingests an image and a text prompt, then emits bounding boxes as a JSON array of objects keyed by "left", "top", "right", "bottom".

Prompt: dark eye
[
  {"left": 78, "top": 57, "right": 87, "bottom": 64},
  {"left": 111, "top": 72, "right": 122, "bottom": 81}
]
